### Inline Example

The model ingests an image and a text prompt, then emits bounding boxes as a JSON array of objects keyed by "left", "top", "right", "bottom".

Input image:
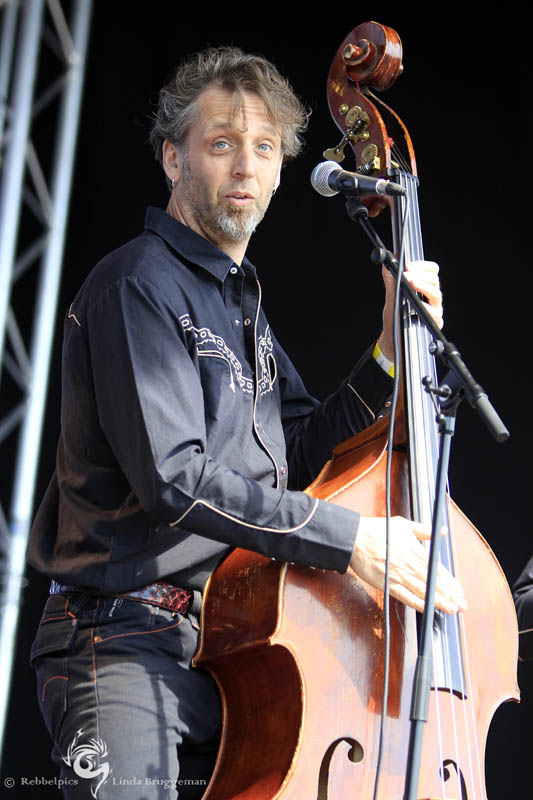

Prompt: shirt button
[
  {"left": 230, "top": 266, "right": 238, "bottom": 275},
  {"left": 280, "top": 465, "right": 286, "bottom": 475},
  {"left": 235, "top": 319, "right": 241, "bottom": 326},
  {"left": 244, "top": 318, "right": 251, "bottom": 326}
]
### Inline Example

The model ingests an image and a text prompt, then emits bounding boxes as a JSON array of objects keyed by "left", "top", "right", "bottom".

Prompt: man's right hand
[{"left": 349, "top": 515, "right": 467, "bottom": 615}]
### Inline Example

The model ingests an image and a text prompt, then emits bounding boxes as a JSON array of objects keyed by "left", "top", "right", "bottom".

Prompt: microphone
[{"left": 311, "top": 160, "right": 406, "bottom": 198}]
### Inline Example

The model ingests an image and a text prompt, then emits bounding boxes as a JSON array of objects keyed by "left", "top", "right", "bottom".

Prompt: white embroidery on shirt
[
  {"left": 179, "top": 314, "right": 254, "bottom": 394},
  {"left": 257, "top": 325, "right": 276, "bottom": 396},
  {"left": 169, "top": 496, "right": 320, "bottom": 532},
  {"left": 68, "top": 304, "right": 81, "bottom": 327},
  {"left": 346, "top": 382, "right": 376, "bottom": 421}
]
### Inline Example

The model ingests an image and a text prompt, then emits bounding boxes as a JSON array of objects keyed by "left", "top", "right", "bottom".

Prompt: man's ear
[{"left": 162, "top": 139, "right": 182, "bottom": 186}]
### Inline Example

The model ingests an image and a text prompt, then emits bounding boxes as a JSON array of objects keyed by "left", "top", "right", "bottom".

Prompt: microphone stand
[{"left": 343, "top": 193, "right": 509, "bottom": 800}]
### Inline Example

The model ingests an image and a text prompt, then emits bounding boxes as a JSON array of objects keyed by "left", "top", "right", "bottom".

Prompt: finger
[
  {"left": 399, "top": 269, "right": 444, "bottom": 329},
  {"left": 410, "top": 520, "right": 432, "bottom": 541},
  {"left": 388, "top": 569, "right": 459, "bottom": 615},
  {"left": 404, "top": 264, "right": 440, "bottom": 281},
  {"left": 403, "top": 277, "right": 442, "bottom": 308},
  {"left": 398, "top": 520, "right": 467, "bottom": 611},
  {"left": 421, "top": 301, "right": 444, "bottom": 329},
  {"left": 404, "top": 259, "right": 440, "bottom": 276},
  {"left": 387, "top": 583, "right": 426, "bottom": 613},
  {"left": 383, "top": 261, "right": 440, "bottom": 293},
  {"left": 436, "top": 563, "right": 468, "bottom": 611},
  {"left": 403, "top": 520, "right": 448, "bottom": 541},
  {"left": 389, "top": 567, "right": 465, "bottom": 615},
  {"left": 403, "top": 274, "right": 442, "bottom": 300},
  {"left": 434, "top": 592, "right": 463, "bottom": 615}
]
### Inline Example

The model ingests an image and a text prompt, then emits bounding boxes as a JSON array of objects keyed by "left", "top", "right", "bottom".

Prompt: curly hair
[{"left": 149, "top": 46, "right": 310, "bottom": 164}]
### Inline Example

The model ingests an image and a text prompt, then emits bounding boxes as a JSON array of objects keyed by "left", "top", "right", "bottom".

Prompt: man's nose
[{"left": 232, "top": 144, "right": 256, "bottom": 179}]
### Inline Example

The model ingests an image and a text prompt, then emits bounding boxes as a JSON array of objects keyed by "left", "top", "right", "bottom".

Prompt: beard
[
  {"left": 212, "top": 203, "right": 262, "bottom": 241},
  {"left": 179, "top": 155, "right": 268, "bottom": 243}
]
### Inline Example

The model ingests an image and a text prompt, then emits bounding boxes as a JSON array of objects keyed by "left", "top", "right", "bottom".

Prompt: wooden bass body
[{"left": 195, "top": 418, "right": 518, "bottom": 799}]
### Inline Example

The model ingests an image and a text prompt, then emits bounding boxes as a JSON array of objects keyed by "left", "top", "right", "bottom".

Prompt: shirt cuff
[{"left": 277, "top": 498, "right": 359, "bottom": 574}]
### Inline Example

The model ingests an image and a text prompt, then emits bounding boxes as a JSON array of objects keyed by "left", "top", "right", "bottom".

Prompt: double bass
[{"left": 194, "top": 22, "right": 519, "bottom": 799}]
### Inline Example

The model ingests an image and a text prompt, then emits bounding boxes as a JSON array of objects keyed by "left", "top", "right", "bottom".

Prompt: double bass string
[
  {"left": 408, "top": 170, "right": 455, "bottom": 798},
  {"left": 411, "top": 169, "right": 480, "bottom": 798},
  {"left": 400, "top": 169, "right": 482, "bottom": 798},
  {"left": 399, "top": 173, "right": 446, "bottom": 792},
  {"left": 393, "top": 167, "right": 450, "bottom": 797},
  {"left": 442, "top": 478, "right": 483, "bottom": 794},
  {"left": 373, "top": 176, "right": 410, "bottom": 800},
  {"left": 409, "top": 173, "right": 453, "bottom": 796}
]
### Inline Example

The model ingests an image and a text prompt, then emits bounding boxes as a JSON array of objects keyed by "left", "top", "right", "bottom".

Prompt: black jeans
[{"left": 31, "top": 592, "right": 221, "bottom": 799}]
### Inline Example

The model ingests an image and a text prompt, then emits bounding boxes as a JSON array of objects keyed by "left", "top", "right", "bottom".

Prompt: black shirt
[
  {"left": 513, "top": 555, "right": 533, "bottom": 660},
  {"left": 27, "top": 208, "right": 393, "bottom": 593}
]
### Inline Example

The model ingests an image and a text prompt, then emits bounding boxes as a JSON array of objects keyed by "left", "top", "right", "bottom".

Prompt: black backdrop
[{"left": 2, "top": 5, "right": 530, "bottom": 797}]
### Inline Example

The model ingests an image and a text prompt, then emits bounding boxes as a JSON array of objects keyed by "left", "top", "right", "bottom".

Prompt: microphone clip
[{"left": 345, "top": 194, "right": 369, "bottom": 222}]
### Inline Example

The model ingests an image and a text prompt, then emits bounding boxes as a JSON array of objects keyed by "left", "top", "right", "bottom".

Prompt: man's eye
[
  {"left": 257, "top": 143, "right": 273, "bottom": 153},
  {"left": 213, "top": 141, "right": 230, "bottom": 150}
]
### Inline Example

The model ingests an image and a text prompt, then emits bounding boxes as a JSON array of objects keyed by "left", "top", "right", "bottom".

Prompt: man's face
[{"left": 167, "top": 86, "right": 283, "bottom": 258}]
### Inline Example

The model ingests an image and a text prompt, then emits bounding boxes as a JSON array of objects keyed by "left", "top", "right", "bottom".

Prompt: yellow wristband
[{"left": 373, "top": 341, "right": 395, "bottom": 378}]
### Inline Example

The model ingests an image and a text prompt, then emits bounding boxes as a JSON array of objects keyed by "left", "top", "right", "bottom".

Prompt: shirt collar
[{"left": 144, "top": 206, "right": 257, "bottom": 282}]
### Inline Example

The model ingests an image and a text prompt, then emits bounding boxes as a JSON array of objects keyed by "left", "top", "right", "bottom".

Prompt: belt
[{"left": 49, "top": 579, "right": 194, "bottom": 615}]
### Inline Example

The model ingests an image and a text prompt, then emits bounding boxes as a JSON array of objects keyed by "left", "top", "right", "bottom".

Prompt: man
[
  {"left": 28, "top": 47, "right": 464, "bottom": 799},
  {"left": 513, "top": 556, "right": 533, "bottom": 660}
]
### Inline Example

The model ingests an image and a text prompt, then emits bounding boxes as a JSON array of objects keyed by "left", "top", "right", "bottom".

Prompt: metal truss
[{"left": 0, "top": 0, "right": 92, "bottom": 761}]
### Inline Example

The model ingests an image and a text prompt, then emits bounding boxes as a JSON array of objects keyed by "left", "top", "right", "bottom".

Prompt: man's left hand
[{"left": 379, "top": 260, "right": 443, "bottom": 362}]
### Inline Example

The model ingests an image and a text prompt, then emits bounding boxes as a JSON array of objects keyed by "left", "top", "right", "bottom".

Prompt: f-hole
[
  {"left": 317, "top": 737, "right": 364, "bottom": 799},
  {"left": 440, "top": 758, "right": 468, "bottom": 799}
]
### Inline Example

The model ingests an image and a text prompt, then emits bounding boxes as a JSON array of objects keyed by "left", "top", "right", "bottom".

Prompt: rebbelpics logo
[{"left": 62, "top": 728, "right": 111, "bottom": 798}]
